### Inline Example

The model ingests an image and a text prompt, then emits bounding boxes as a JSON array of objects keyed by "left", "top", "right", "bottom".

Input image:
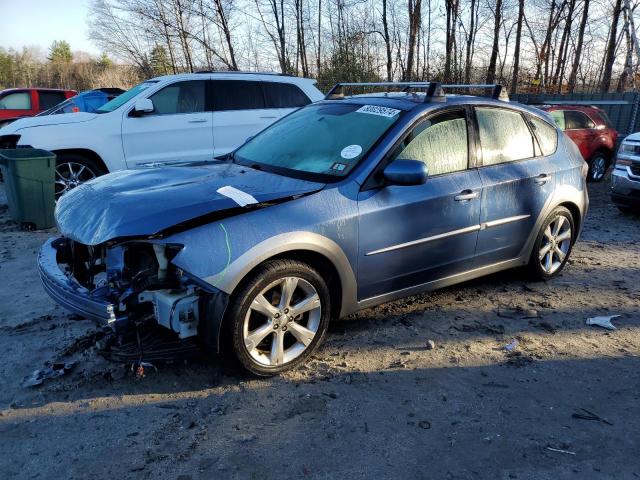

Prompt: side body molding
[{"left": 204, "top": 231, "right": 359, "bottom": 318}]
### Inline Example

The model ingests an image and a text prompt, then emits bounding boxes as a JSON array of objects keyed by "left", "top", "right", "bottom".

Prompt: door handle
[
  {"left": 454, "top": 190, "right": 479, "bottom": 202},
  {"left": 535, "top": 173, "right": 551, "bottom": 185},
  {"left": 188, "top": 118, "right": 208, "bottom": 123}
]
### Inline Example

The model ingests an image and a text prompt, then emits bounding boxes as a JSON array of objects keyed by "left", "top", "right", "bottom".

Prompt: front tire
[
  {"left": 226, "top": 259, "right": 332, "bottom": 376},
  {"left": 528, "top": 206, "right": 575, "bottom": 280},
  {"left": 55, "top": 153, "right": 104, "bottom": 199}
]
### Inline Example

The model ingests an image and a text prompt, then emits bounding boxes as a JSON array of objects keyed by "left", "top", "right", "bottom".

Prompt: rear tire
[
  {"left": 55, "top": 153, "right": 105, "bottom": 199},
  {"left": 225, "top": 259, "right": 332, "bottom": 376},
  {"left": 587, "top": 151, "right": 608, "bottom": 182},
  {"left": 528, "top": 206, "right": 575, "bottom": 280}
]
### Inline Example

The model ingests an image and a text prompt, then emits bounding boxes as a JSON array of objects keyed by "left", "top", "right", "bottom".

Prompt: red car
[
  {"left": 540, "top": 105, "right": 618, "bottom": 182},
  {"left": 0, "top": 88, "right": 77, "bottom": 128}
]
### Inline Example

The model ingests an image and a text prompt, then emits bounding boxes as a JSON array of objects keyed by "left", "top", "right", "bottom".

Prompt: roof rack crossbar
[
  {"left": 441, "top": 84, "right": 509, "bottom": 101},
  {"left": 325, "top": 81, "right": 443, "bottom": 103}
]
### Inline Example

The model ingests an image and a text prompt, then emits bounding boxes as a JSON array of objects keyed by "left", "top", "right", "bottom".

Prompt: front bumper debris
[{"left": 38, "top": 238, "right": 122, "bottom": 327}]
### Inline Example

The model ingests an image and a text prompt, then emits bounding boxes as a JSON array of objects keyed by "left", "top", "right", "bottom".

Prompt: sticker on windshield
[
  {"left": 341, "top": 144, "right": 362, "bottom": 159},
  {"left": 331, "top": 162, "right": 347, "bottom": 172},
  {"left": 356, "top": 105, "right": 401, "bottom": 118},
  {"left": 216, "top": 186, "right": 258, "bottom": 207}
]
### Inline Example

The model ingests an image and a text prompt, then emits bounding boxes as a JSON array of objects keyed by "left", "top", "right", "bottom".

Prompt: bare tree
[
  {"left": 404, "top": 0, "right": 422, "bottom": 81},
  {"left": 601, "top": 0, "right": 623, "bottom": 92},
  {"left": 510, "top": 0, "right": 525, "bottom": 94},
  {"left": 486, "top": 0, "right": 503, "bottom": 84},
  {"left": 567, "top": 0, "right": 590, "bottom": 92}
]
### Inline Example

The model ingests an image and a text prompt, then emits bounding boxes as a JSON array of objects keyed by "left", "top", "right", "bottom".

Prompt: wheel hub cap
[{"left": 539, "top": 215, "right": 572, "bottom": 274}]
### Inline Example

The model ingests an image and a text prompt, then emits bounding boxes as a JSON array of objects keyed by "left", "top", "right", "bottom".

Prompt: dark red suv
[
  {"left": 0, "top": 88, "right": 76, "bottom": 128},
  {"left": 540, "top": 105, "right": 618, "bottom": 182}
]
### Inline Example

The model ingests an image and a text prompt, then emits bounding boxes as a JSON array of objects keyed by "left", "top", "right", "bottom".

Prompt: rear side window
[
  {"left": 564, "top": 110, "right": 595, "bottom": 130},
  {"left": 0, "top": 92, "right": 31, "bottom": 110},
  {"left": 476, "top": 107, "right": 535, "bottom": 165},
  {"left": 263, "top": 82, "right": 311, "bottom": 108},
  {"left": 39, "top": 91, "right": 66, "bottom": 110},
  {"left": 149, "top": 81, "right": 205, "bottom": 114},
  {"left": 213, "top": 80, "right": 265, "bottom": 111},
  {"left": 394, "top": 110, "right": 468, "bottom": 175},
  {"left": 549, "top": 110, "right": 565, "bottom": 130},
  {"left": 529, "top": 116, "right": 558, "bottom": 156}
]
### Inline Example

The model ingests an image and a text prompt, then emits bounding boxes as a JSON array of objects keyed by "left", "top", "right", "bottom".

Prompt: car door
[
  {"left": 357, "top": 108, "right": 483, "bottom": 300},
  {"left": 473, "top": 107, "right": 557, "bottom": 266},
  {"left": 563, "top": 110, "right": 596, "bottom": 160},
  {"left": 212, "top": 79, "right": 276, "bottom": 157},
  {"left": 0, "top": 90, "right": 33, "bottom": 120},
  {"left": 122, "top": 79, "right": 212, "bottom": 166}
]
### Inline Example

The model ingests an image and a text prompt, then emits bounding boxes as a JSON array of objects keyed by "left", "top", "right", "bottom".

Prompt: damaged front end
[{"left": 38, "top": 237, "right": 228, "bottom": 342}]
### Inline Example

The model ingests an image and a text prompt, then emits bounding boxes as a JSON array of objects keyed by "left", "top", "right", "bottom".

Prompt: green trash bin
[{"left": 0, "top": 148, "right": 56, "bottom": 230}]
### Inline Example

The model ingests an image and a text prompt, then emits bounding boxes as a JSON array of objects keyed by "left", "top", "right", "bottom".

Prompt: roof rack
[
  {"left": 441, "top": 84, "right": 509, "bottom": 101},
  {"left": 325, "top": 82, "right": 444, "bottom": 103},
  {"left": 194, "top": 70, "right": 296, "bottom": 77}
]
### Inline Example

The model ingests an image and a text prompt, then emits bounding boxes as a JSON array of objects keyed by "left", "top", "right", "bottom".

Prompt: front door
[
  {"left": 473, "top": 107, "right": 557, "bottom": 265},
  {"left": 357, "top": 108, "right": 482, "bottom": 300},
  {"left": 122, "top": 79, "right": 213, "bottom": 166}
]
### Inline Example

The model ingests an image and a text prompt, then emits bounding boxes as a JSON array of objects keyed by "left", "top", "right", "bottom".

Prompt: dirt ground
[{"left": 0, "top": 176, "right": 639, "bottom": 480}]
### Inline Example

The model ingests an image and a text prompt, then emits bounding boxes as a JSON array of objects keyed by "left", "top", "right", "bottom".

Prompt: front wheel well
[
  {"left": 231, "top": 250, "right": 343, "bottom": 320},
  {"left": 51, "top": 148, "right": 108, "bottom": 175}
]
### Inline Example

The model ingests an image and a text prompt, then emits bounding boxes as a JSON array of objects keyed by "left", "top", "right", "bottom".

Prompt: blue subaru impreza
[{"left": 39, "top": 82, "right": 588, "bottom": 375}]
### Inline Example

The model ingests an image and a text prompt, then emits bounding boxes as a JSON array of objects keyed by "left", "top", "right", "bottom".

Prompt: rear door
[
  {"left": 122, "top": 79, "right": 212, "bottom": 166},
  {"left": 473, "top": 107, "right": 557, "bottom": 265},
  {"left": 357, "top": 107, "right": 482, "bottom": 300},
  {"left": 0, "top": 90, "right": 33, "bottom": 120},
  {"left": 212, "top": 79, "right": 272, "bottom": 156}
]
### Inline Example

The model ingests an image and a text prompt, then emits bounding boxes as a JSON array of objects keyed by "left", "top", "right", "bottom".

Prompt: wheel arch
[
  {"left": 211, "top": 232, "right": 358, "bottom": 319},
  {"left": 51, "top": 148, "right": 108, "bottom": 174},
  {"left": 558, "top": 201, "right": 582, "bottom": 240}
]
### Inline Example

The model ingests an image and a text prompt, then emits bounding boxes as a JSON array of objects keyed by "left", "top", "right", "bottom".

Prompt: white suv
[{"left": 0, "top": 72, "right": 323, "bottom": 196}]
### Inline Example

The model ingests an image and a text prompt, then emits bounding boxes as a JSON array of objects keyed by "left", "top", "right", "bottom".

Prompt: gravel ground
[{"left": 0, "top": 176, "right": 639, "bottom": 480}]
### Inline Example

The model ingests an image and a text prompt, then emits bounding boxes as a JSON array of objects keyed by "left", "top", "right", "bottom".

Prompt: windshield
[
  {"left": 235, "top": 103, "right": 401, "bottom": 179},
  {"left": 95, "top": 81, "right": 157, "bottom": 113}
]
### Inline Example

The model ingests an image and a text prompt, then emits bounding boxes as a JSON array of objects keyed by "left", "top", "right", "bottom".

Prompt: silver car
[{"left": 611, "top": 135, "right": 640, "bottom": 212}]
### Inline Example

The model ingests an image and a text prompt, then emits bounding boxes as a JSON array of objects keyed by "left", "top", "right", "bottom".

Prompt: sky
[{"left": 0, "top": 0, "right": 100, "bottom": 56}]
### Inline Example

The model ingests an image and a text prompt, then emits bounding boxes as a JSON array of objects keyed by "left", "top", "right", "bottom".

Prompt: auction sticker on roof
[
  {"left": 356, "top": 105, "right": 401, "bottom": 118},
  {"left": 341, "top": 144, "right": 362, "bottom": 159}
]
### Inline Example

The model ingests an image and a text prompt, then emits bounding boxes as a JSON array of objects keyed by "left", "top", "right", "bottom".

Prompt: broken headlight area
[{"left": 52, "top": 237, "right": 205, "bottom": 339}]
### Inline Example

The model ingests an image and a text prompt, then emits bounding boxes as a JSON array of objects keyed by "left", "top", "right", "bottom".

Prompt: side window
[
  {"left": 549, "top": 110, "right": 565, "bottom": 130},
  {"left": 213, "top": 80, "right": 265, "bottom": 111},
  {"left": 38, "top": 91, "right": 66, "bottom": 110},
  {"left": 529, "top": 116, "right": 558, "bottom": 156},
  {"left": 149, "top": 81, "right": 205, "bottom": 114},
  {"left": 476, "top": 107, "right": 535, "bottom": 165},
  {"left": 0, "top": 92, "right": 31, "bottom": 110},
  {"left": 394, "top": 110, "right": 468, "bottom": 176},
  {"left": 263, "top": 82, "right": 311, "bottom": 108},
  {"left": 564, "top": 110, "right": 595, "bottom": 130}
]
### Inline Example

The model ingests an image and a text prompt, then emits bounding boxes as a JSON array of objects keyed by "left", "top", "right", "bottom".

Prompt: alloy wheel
[
  {"left": 243, "top": 276, "right": 322, "bottom": 367},
  {"left": 590, "top": 155, "right": 606, "bottom": 181},
  {"left": 538, "top": 215, "right": 572, "bottom": 275},
  {"left": 55, "top": 161, "right": 97, "bottom": 198}
]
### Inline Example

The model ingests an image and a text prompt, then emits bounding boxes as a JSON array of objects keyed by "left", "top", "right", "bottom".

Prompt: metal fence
[{"left": 512, "top": 92, "right": 640, "bottom": 137}]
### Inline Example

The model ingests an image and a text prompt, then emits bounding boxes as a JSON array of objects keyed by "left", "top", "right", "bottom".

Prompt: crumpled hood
[
  {"left": 0, "top": 112, "right": 97, "bottom": 134},
  {"left": 55, "top": 162, "right": 324, "bottom": 245}
]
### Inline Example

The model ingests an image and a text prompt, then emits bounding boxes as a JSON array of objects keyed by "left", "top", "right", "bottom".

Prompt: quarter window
[
  {"left": 149, "top": 81, "right": 205, "bottom": 114},
  {"left": 476, "top": 107, "right": 535, "bottom": 165},
  {"left": 38, "top": 91, "right": 66, "bottom": 110},
  {"left": 263, "top": 82, "right": 311, "bottom": 108},
  {"left": 394, "top": 110, "right": 468, "bottom": 175},
  {"left": 564, "top": 110, "right": 595, "bottom": 130},
  {"left": 213, "top": 80, "right": 265, "bottom": 111},
  {"left": 529, "top": 116, "right": 558, "bottom": 156},
  {"left": 0, "top": 92, "right": 31, "bottom": 110}
]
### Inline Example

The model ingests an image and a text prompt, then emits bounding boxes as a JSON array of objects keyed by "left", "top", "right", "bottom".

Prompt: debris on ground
[
  {"left": 572, "top": 408, "right": 613, "bottom": 426},
  {"left": 586, "top": 315, "right": 619, "bottom": 331},
  {"left": 497, "top": 307, "right": 540, "bottom": 319},
  {"left": 503, "top": 339, "right": 519, "bottom": 352},
  {"left": 546, "top": 446, "right": 576, "bottom": 455},
  {"left": 22, "top": 361, "right": 77, "bottom": 388},
  {"left": 426, "top": 339, "right": 436, "bottom": 350}
]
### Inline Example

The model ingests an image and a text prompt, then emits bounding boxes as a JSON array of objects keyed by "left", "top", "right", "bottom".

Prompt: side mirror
[
  {"left": 383, "top": 159, "right": 428, "bottom": 186},
  {"left": 132, "top": 98, "right": 154, "bottom": 115}
]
